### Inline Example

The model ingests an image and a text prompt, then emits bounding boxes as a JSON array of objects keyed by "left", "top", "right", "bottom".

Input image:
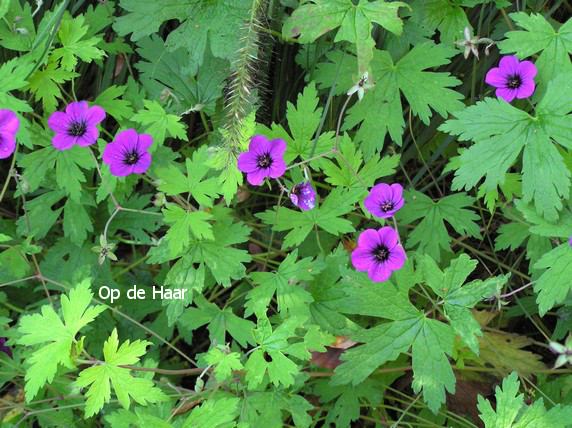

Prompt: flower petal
[
  {"left": 516, "top": 80, "right": 535, "bottom": 99},
  {"left": 485, "top": 67, "right": 507, "bottom": 88},
  {"left": 390, "top": 183, "right": 403, "bottom": 202},
  {"left": 237, "top": 152, "right": 259, "bottom": 173},
  {"left": 351, "top": 248, "right": 374, "bottom": 271},
  {"left": 0, "top": 110, "right": 20, "bottom": 135},
  {"left": 499, "top": 55, "right": 519, "bottom": 75},
  {"left": 0, "top": 132, "right": 16, "bottom": 159},
  {"left": 47, "top": 111, "right": 71, "bottom": 133},
  {"left": 66, "top": 101, "right": 89, "bottom": 122},
  {"left": 517, "top": 61, "right": 537, "bottom": 80},
  {"left": 133, "top": 152, "right": 152, "bottom": 174},
  {"left": 86, "top": 105, "right": 106, "bottom": 125},
  {"left": 247, "top": 168, "right": 268, "bottom": 186},
  {"left": 110, "top": 161, "right": 134, "bottom": 177},
  {"left": 103, "top": 142, "right": 124, "bottom": 165},
  {"left": 269, "top": 138, "right": 287, "bottom": 157},
  {"left": 248, "top": 135, "right": 269, "bottom": 153},
  {"left": 377, "top": 226, "right": 399, "bottom": 249},
  {"left": 52, "top": 133, "right": 77, "bottom": 150},
  {"left": 76, "top": 126, "right": 99, "bottom": 146},
  {"left": 357, "top": 229, "right": 381, "bottom": 249},
  {"left": 114, "top": 129, "right": 138, "bottom": 150},
  {"left": 385, "top": 245, "right": 406, "bottom": 271},
  {"left": 367, "top": 262, "right": 392, "bottom": 283},
  {"left": 268, "top": 156, "right": 286, "bottom": 178},
  {"left": 496, "top": 87, "right": 517, "bottom": 103},
  {"left": 137, "top": 133, "right": 153, "bottom": 152}
]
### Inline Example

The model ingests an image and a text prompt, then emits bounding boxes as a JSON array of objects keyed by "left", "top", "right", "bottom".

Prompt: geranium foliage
[{"left": 1, "top": 1, "right": 572, "bottom": 427}]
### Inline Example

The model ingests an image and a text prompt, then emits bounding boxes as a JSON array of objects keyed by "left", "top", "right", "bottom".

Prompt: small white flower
[
  {"left": 454, "top": 26, "right": 495, "bottom": 60},
  {"left": 347, "top": 72, "right": 374, "bottom": 101},
  {"left": 549, "top": 335, "right": 572, "bottom": 368}
]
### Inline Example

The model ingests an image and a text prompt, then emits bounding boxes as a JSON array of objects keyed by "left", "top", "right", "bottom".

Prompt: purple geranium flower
[
  {"left": 290, "top": 181, "right": 316, "bottom": 210},
  {"left": 48, "top": 101, "right": 106, "bottom": 150},
  {"left": 0, "top": 109, "right": 20, "bottom": 159},
  {"left": 237, "top": 135, "right": 287, "bottom": 186},
  {"left": 364, "top": 183, "right": 404, "bottom": 219},
  {"left": 485, "top": 56, "right": 537, "bottom": 102},
  {"left": 0, "top": 337, "right": 12, "bottom": 359},
  {"left": 102, "top": 129, "right": 152, "bottom": 177},
  {"left": 351, "top": 227, "right": 406, "bottom": 283}
]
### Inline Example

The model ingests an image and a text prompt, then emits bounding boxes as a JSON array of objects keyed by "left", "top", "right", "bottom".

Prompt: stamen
[
  {"left": 372, "top": 245, "right": 390, "bottom": 262},
  {"left": 68, "top": 121, "right": 87, "bottom": 137},
  {"left": 124, "top": 151, "right": 140, "bottom": 165},
  {"left": 257, "top": 153, "right": 273, "bottom": 169}
]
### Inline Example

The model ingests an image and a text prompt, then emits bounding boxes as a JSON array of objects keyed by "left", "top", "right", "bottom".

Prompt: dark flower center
[
  {"left": 372, "top": 245, "right": 390, "bottom": 263},
  {"left": 124, "top": 151, "right": 140, "bottom": 166},
  {"left": 506, "top": 75, "right": 522, "bottom": 89},
  {"left": 68, "top": 121, "right": 87, "bottom": 137},
  {"left": 380, "top": 200, "right": 394, "bottom": 212},
  {"left": 256, "top": 153, "right": 273, "bottom": 169}
]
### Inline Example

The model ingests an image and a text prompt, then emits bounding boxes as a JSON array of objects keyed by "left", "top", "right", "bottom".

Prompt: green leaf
[
  {"left": 0, "top": 57, "right": 33, "bottom": 112},
  {"left": 256, "top": 187, "right": 360, "bottom": 249},
  {"left": 183, "top": 397, "right": 240, "bottom": 428},
  {"left": 207, "top": 112, "right": 256, "bottom": 203},
  {"left": 93, "top": 85, "right": 134, "bottom": 122},
  {"left": 341, "top": 44, "right": 463, "bottom": 156},
  {"left": 162, "top": 257, "right": 205, "bottom": 326},
  {"left": 410, "top": 0, "right": 470, "bottom": 43},
  {"left": 55, "top": 145, "right": 93, "bottom": 202},
  {"left": 478, "top": 372, "right": 572, "bottom": 427},
  {"left": 63, "top": 196, "right": 94, "bottom": 247},
  {"left": 51, "top": 13, "right": 105, "bottom": 71},
  {"left": 246, "top": 250, "right": 323, "bottom": 318},
  {"left": 533, "top": 244, "right": 572, "bottom": 316},
  {"left": 156, "top": 146, "right": 220, "bottom": 207},
  {"left": 397, "top": 190, "right": 481, "bottom": 262},
  {"left": 162, "top": 205, "right": 214, "bottom": 255},
  {"left": 16, "top": 190, "right": 64, "bottom": 240},
  {"left": 105, "top": 405, "right": 173, "bottom": 428},
  {"left": 135, "top": 35, "right": 226, "bottom": 113},
  {"left": 17, "top": 280, "right": 106, "bottom": 401},
  {"left": 132, "top": 100, "right": 188, "bottom": 148},
  {"left": 114, "top": 0, "right": 250, "bottom": 67},
  {"left": 322, "top": 135, "right": 400, "bottom": 189},
  {"left": 177, "top": 295, "right": 255, "bottom": 348},
  {"left": 283, "top": 0, "right": 407, "bottom": 73},
  {"left": 440, "top": 73, "right": 572, "bottom": 221},
  {"left": 259, "top": 82, "right": 334, "bottom": 163},
  {"left": 26, "top": 62, "right": 78, "bottom": 113},
  {"left": 411, "top": 318, "right": 456, "bottom": 413},
  {"left": 244, "top": 317, "right": 304, "bottom": 389},
  {"left": 204, "top": 348, "right": 244, "bottom": 381},
  {"left": 331, "top": 266, "right": 461, "bottom": 412},
  {"left": 499, "top": 13, "right": 572, "bottom": 90},
  {"left": 419, "top": 254, "right": 510, "bottom": 353},
  {"left": 75, "top": 328, "right": 168, "bottom": 418}
]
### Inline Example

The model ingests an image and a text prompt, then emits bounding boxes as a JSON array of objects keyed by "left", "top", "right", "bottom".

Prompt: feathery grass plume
[{"left": 207, "top": 0, "right": 268, "bottom": 203}]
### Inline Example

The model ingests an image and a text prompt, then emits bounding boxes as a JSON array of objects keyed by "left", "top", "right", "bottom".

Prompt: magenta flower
[
  {"left": 0, "top": 337, "right": 12, "bottom": 359},
  {"left": 485, "top": 56, "right": 537, "bottom": 102},
  {"left": 48, "top": 101, "right": 106, "bottom": 150},
  {"left": 569, "top": 236, "right": 572, "bottom": 247},
  {"left": 237, "top": 135, "right": 287, "bottom": 186},
  {"left": 0, "top": 110, "right": 20, "bottom": 159},
  {"left": 290, "top": 181, "right": 316, "bottom": 210},
  {"left": 102, "top": 129, "right": 152, "bottom": 177},
  {"left": 351, "top": 227, "right": 406, "bottom": 283},
  {"left": 364, "top": 183, "right": 404, "bottom": 219}
]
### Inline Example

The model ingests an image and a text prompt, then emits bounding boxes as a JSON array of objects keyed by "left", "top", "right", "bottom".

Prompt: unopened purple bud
[{"left": 290, "top": 181, "right": 316, "bottom": 210}]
